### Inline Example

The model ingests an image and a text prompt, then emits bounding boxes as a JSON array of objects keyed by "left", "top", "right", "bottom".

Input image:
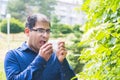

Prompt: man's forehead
[
  {"left": 36, "top": 21, "right": 50, "bottom": 26},
  {"left": 34, "top": 21, "right": 50, "bottom": 29}
]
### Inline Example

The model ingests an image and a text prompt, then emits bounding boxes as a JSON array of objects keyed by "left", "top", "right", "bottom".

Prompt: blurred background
[{"left": 0, "top": 0, "right": 120, "bottom": 80}]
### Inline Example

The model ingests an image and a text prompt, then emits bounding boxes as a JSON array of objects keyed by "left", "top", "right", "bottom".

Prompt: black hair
[
  {"left": 25, "top": 13, "right": 50, "bottom": 29},
  {"left": 25, "top": 15, "right": 37, "bottom": 29}
]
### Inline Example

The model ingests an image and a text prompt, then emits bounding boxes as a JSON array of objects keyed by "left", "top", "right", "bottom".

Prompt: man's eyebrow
[
  {"left": 35, "top": 28, "right": 44, "bottom": 29},
  {"left": 35, "top": 28, "right": 50, "bottom": 30}
]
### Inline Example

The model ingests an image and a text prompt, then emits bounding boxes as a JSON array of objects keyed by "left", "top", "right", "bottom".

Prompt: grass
[
  {"left": 0, "top": 62, "right": 6, "bottom": 80},
  {"left": 0, "top": 32, "right": 26, "bottom": 80}
]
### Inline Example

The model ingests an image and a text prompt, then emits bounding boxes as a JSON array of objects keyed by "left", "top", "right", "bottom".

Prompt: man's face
[{"left": 26, "top": 21, "right": 50, "bottom": 53}]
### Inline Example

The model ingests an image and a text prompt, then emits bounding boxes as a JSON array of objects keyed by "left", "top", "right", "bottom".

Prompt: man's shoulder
[
  {"left": 6, "top": 48, "right": 19, "bottom": 57},
  {"left": 6, "top": 42, "right": 27, "bottom": 55},
  {"left": 7, "top": 43, "right": 24, "bottom": 54}
]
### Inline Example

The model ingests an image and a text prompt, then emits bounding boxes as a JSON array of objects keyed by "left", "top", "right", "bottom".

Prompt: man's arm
[
  {"left": 59, "top": 59, "right": 77, "bottom": 80},
  {"left": 56, "top": 41, "right": 77, "bottom": 80},
  {"left": 4, "top": 50, "right": 46, "bottom": 80}
]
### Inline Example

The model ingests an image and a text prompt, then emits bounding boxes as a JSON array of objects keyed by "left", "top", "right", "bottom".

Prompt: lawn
[
  {"left": 0, "top": 32, "right": 26, "bottom": 80},
  {"left": 0, "top": 62, "right": 6, "bottom": 80}
]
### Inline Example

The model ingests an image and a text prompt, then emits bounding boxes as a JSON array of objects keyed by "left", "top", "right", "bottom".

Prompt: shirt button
[
  {"left": 43, "top": 65, "right": 46, "bottom": 68},
  {"left": 63, "top": 74, "right": 66, "bottom": 77}
]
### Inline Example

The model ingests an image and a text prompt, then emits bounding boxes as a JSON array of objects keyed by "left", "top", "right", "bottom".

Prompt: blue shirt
[{"left": 4, "top": 42, "right": 76, "bottom": 80}]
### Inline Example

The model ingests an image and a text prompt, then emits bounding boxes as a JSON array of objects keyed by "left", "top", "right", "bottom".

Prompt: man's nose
[{"left": 42, "top": 32, "right": 49, "bottom": 37}]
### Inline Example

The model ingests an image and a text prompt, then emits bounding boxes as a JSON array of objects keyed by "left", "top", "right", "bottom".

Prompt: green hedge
[
  {"left": 58, "top": 24, "right": 72, "bottom": 34},
  {"left": 76, "top": 0, "right": 120, "bottom": 79},
  {"left": 0, "top": 18, "right": 24, "bottom": 33}
]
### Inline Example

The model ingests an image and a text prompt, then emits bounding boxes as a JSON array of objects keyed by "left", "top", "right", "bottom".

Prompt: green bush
[
  {"left": 0, "top": 18, "right": 24, "bottom": 33},
  {"left": 79, "top": 23, "right": 120, "bottom": 79},
  {"left": 73, "top": 24, "right": 81, "bottom": 32},
  {"left": 73, "top": 24, "right": 83, "bottom": 38},
  {"left": 51, "top": 16, "right": 60, "bottom": 33},
  {"left": 67, "top": 43, "right": 84, "bottom": 73},
  {"left": 58, "top": 24, "right": 72, "bottom": 34},
  {"left": 0, "top": 18, "right": 2, "bottom": 23},
  {"left": 77, "top": 0, "right": 120, "bottom": 79}
]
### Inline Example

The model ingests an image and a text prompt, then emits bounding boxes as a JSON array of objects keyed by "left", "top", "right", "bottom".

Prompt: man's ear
[{"left": 24, "top": 28, "right": 30, "bottom": 36}]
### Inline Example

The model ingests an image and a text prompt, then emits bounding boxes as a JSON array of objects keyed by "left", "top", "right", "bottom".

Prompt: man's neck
[{"left": 26, "top": 42, "right": 39, "bottom": 53}]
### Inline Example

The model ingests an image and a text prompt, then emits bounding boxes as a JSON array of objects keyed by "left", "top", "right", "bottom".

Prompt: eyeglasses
[{"left": 30, "top": 28, "right": 51, "bottom": 34}]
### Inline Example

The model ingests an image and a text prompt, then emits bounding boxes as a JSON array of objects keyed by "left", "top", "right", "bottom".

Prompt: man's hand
[
  {"left": 56, "top": 41, "right": 67, "bottom": 63},
  {"left": 39, "top": 43, "right": 53, "bottom": 61}
]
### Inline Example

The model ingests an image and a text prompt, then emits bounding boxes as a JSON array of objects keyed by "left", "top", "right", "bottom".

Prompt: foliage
[
  {"left": 77, "top": 0, "right": 120, "bottom": 79},
  {"left": 51, "top": 15, "right": 61, "bottom": 34},
  {"left": 73, "top": 24, "right": 84, "bottom": 37},
  {"left": 0, "top": 18, "right": 2, "bottom": 22},
  {"left": 51, "top": 16, "right": 64, "bottom": 38},
  {"left": 7, "top": 0, "right": 26, "bottom": 21},
  {"left": 67, "top": 24, "right": 84, "bottom": 73},
  {"left": 67, "top": 43, "right": 84, "bottom": 73},
  {"left": 51, "top": 16, "right": 73, "bottom": 37},
  {"left": 79, "top": 23, "right": 120, "bottom": 79},
  {"left": 81, "top": 0, "right": 120, "bottom": 32},
  {"left": 73, "top": 24, "right": 80, "bottom": 32},
  {"left": 58, "top": 24, "right": 72, "bottom": 34},
  {"left": 0, "top": 18, "right": 24, "bottom": 33},
  {"left": 7, "top": 0, "right": 56, "bottom": 21},
  {"left": 36, "top": 0, "right": 56, "bottom": 18}
]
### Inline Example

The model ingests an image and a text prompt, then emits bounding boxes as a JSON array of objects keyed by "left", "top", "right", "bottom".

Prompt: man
[{"left": 4, "top": 13, "right": 76, "bottom": 80}]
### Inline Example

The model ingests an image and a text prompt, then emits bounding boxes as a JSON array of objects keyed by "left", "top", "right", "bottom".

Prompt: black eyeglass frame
[{"left": 30, "top": 28, "right": 51, "bottom": 34}]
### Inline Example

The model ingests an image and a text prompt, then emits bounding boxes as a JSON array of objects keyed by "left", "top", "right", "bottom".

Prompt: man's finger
[{"left": 41, "top": 43, "right": 52, "bottom": 49}]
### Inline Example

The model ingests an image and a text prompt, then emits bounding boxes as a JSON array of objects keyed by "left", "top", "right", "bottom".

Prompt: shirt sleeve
[
  {"left": 59, "top": 58, "right": 77, "bottom": 80},
  {"left": 4, "top": 50, "right": 46, "bottom": 80}
]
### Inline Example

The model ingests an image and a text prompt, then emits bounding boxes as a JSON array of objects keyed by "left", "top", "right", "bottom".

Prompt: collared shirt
[{"left": 4, "top": 42, "right": 76, "bottom": 80}]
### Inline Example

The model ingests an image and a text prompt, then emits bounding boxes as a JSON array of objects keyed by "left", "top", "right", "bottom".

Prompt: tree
[
  {"left": 7, "top": 0, "right": 26, "bottom": 21},
  {"left": 76, "top": 0, "right": 120, "bottom": 79},
  {"left": 7, "top": 0, "right": 56, "bottom": 21},
  {"left": 67, "top": 24, "right": 84, "bottom": 73},
  {"left": 36, "top": 0, "right": 56, "bottom": 18},
  {"left": 51, "top": 15, "right": 61, "bottom": 34},
  {"left": 51, "top": 15, "right": 73, "bottom": 37}
]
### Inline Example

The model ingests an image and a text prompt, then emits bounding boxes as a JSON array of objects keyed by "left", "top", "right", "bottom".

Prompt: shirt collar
[{"left": 20, "top": 41, "right": 32, "bottom": 51}]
